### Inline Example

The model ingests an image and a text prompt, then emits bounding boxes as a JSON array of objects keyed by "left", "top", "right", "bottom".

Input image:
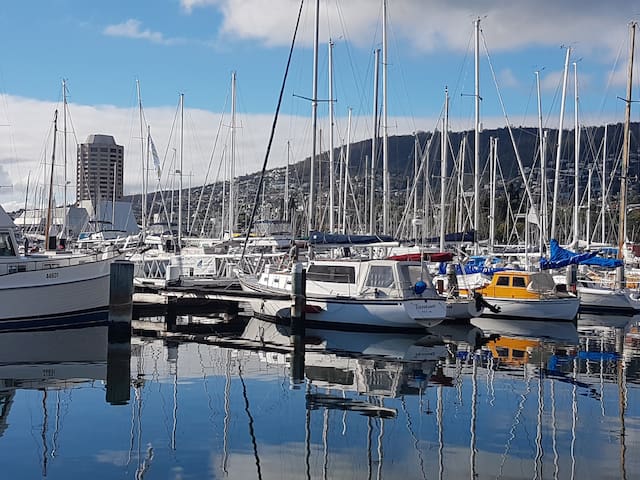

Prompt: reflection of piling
[
  {"left": 106, "top": 340, "right": 131, "bottom": 405},
  {"left": 290, "top": 335, "right": 305, "bottom": 386},
  {"left": 109, "top": 261, "right": 134, "bottom": 343},
  {"left": 566, "top": 264, "right": 577, "bottom": 294},
  {"left": 290, "top": 262, "right": 306, "bottom": 345}
]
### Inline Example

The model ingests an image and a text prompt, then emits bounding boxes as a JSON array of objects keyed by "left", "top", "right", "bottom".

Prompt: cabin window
[
  {"left": 307, "top": 264, "right": 355, "bottom": 284},
  {"left": 512, "top": 277, "right": 527, "bottom": 288},
  {"left": 364, "top": 265, "right": 395, "bottom": 288},
  {"left": 496, "top": 276, "right": 510, "bottom": 286},
  {"left": 0, "top": 232, "right": 16, "bottom": 256}
]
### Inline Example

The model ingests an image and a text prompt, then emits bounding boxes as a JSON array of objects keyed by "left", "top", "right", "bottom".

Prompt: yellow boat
[{"left": 467, "top": 270, "right": 579, "bottom": 322}]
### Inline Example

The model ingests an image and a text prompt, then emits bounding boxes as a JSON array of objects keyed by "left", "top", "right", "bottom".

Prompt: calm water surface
[{"left": 2, "top": 312, "right": 640, "bottom": 479}]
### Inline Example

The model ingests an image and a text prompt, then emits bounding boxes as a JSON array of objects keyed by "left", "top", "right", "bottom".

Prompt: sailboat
[
  {"left": 0, "top": 111, "right": 124, "bottom": 329},
  {"left": 238, "top": 1, "right": 446, "bottom": 330}
]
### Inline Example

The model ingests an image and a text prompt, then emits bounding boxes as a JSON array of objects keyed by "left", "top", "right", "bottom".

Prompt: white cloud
[
  {"left": 178, "top": 0, "right": 635, "bottom": 59},
  {"left": 103, "top": 19, "right": 185, "bottom": 46},
  {"left": 0, "top": 90, "right": 624, "bottom": 213}
]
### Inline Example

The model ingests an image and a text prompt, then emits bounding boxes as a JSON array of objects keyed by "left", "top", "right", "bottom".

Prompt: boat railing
[{"left": 0, "top": 249, "right": 120, "bottom": 276}]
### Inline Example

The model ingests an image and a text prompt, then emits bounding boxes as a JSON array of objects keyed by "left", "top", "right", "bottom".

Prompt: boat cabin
[{"left": 476, "top": 270, "right": 560, "bottom": 299}]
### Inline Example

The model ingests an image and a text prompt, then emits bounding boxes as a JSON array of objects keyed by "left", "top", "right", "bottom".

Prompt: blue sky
[{"left": 0, "top": 0, "right": 638, "bottom": 211}]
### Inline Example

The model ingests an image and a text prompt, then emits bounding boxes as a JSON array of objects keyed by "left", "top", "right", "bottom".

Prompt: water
[{"left": 2, "top": 312, "right": 640, "bottom": 479}]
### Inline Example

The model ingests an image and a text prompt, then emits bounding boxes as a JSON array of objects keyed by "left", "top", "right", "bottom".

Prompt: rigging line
[
  {"left": 480, "top": 31, "right": 538, "bottom": 219},
  {"left": 240, "top": 0, "right": 305, "bottom": 264},
  {"left": 497, "top": 375, "right": 533, "bottom": 479},
  {"left": 401, "top": 396, "right": 427, "bottom": 480},
  {"left": 189, "top": 90, "right": 230, "bottom": 234},
  {"left": 238, "top": 363, "right": 263, "bottom": 480}
]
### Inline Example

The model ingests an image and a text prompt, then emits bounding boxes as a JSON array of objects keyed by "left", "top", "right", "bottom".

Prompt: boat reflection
[
  {"left": 240, "top": 318, "right": 451, "bottom": 412},
  {"left": 0, "top": 323, "right": 131, "bottom": 476}
]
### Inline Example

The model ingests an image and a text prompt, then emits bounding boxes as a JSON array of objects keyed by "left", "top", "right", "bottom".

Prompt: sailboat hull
[{"left": 0, "top": 251, "right": 122, "bottom": 330}]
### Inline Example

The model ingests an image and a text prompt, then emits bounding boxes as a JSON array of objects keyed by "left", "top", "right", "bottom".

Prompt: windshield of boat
[
  {"left": 398, "top": 263, "right": 434, "bottom": 290},
  {"left": 363, "top": 265, "right": 396, "bottom": 289},
  {"left": 0, "top": 231, "right": 16, "bottom": 256}
]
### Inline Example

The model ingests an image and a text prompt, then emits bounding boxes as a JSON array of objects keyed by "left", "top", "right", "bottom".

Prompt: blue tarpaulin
[
  {"left": 308, "top": 231, "right": 395, "bottom": 245},
  {"left": 539, "top": 239, "right": 623, "bottom": 269}
]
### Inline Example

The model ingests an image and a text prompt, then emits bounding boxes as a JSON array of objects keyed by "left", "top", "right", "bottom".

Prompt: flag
[{"left": 149, "top": 134, "right": 161, "bottom": 179}]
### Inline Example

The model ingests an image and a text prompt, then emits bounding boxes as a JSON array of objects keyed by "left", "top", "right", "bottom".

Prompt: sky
[{"left": 0, "top": 0, "right": 638, "bottom": 212}]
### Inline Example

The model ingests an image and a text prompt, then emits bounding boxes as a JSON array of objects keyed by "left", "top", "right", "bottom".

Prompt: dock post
[
  {"left": 616, "top": 264, "right": 626, "bottom": 290},
  {"left": 109, "top": 260, "right": 134, "bottom": 343},
  {"left": 446, "top": 263, "right": 459, "bottom": 297},
  {"left": 566, "top": 264, "right": 578, "bottom": 294}
]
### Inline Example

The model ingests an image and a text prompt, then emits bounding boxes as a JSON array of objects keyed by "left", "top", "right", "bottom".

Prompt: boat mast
[
  {"left": 229, "top": 72, "right": 237, "bottom": 239},
  {"left": 342, "top": 108, "right": 352, "bottom": 234},
  {"left": 551, "top": 46, "right": 571, "bottom": 242},
  {"left": 602, "top": 124, "right": 607, "bottom": 244},
  {"left": 178, "top": 93, "right": 184, "bottom": 247},
  {"left": 413, "top": 134, "right": 419, "bottom": 241},
  {"left": 573, "top": 62, "right": 580, "bottom": 248},
  {"left": 370, "top": 48, "right": 380, "bottom": 234},
  {"left": 136, "top": 80, "right": 147, "bottom": 238},
  {"left": 285, "top": 140, "right": 290, "bottom": 223},
  {"left": 440, "top": 87, "right": 449, "bottom": 252},
  {"left": 535, "top": 69, "right": 547, "bottom": 249},
  {"left": 308, "top": 0, "right": 319, "bottom": 234},
  {"left": 618, "top": 22, "right": 636, "bottom": 263},
  {"left": 45, "top": 110, "right": 58, "bottom": 251},
  {"left": 489, "top": 137, "right": 497, "bottom": 252},
  {"left": 328, "top": 40, "right": 335, "bottom": 233},
  {"left": 473, "top": 17, "right": 480, "bottom": 254},
  {"left": 382, "top": 0, "right": 389, "bottom": 235},
  {"left": 61, "top": 80, "right": 68, "bottom": 245}
]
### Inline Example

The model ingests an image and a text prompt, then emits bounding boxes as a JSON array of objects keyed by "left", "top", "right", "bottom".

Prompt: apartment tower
[{"left": 76, "top": 134, "right": 124, "bottom": 203}]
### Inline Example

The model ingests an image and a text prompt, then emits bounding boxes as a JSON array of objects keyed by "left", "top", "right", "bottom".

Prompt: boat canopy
[
  {"left": 422, "top": 230, "right": 475, "bottom": 244},
  {"left": 526, "top": 272, "right": 557, "bottom": 295},
  {"left": 539, "top": 239, "right": 623, "bottom": 270},
  {"left": 309, "top": 231, "right": 395, "bottom": 245}
]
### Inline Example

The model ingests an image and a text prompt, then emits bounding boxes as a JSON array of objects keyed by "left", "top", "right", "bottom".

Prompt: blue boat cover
[
  {"left": 437, "top": 258, "right": 510, "bottom": 276},
  {"left": 308, "top": 231, "right": 395, "bottom": 245},
  {"left": 423, "top": 230, "right": 476, "bottom": 244},
  {"left": 539, "top": 239, "right": 623, "bottom": 269}
]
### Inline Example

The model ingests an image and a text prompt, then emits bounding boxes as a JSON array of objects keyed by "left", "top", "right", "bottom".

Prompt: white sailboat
[{"left": 0, "top": 111, "right": 124, "bottom": 330}]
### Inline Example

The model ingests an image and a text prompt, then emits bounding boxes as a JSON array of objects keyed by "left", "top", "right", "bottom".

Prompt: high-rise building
[{"left": 76, "top": 134, "right": 124, "bottom": 203}]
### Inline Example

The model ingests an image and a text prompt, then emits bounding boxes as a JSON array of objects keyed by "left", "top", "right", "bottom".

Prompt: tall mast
[
  {"left": 342, "top": 108, "right": 352, "bottom": 234},
  {"left": 229, "top": 71, "right": 237, "bottom": 238},
  {"left": 328, "top": 39, "right": 335, "bottom": 232},
  {"left": 551, "top": 46, "right": 571, "bottom": 241},
  {"left": 440, "top": 87, "right": 449, "bottom": 252},
  {"left": 45, "top": 110, "right": 58, "bottom": 250},
  {"left": 535, "top": 70, "right": 547, "bottom": 246},
  {"left": 602, "top": 124, "right": 607, "bottom": 244},
  {"left": 413, "top": 134, "right": 418, "bottom": 241},
  {"left": 618, "top": 22, "right": 636, "bottom": 262},
  {"left": 285, "top": 140, "right": 290, "bottom": 223},
  {"left": 573, "top": 62, "right": 580, "bottom": 247},
  {"left": 178, "top": 93, "right": 184, "bottom": 247},
  {"left": 382, "top": 0, "right": 389, "bottom": 234},
  {"left": 489, "top": 137, "right": 497, "bottom": 252},
  {"left": 370, "top": 48, "right": 380, "bottom": 234},
  {"left": 308, "top": 0, "right": 320, "bottom": 234},
  {"left": 136, "top": 79, "right": 147, "bottom": 236},
  {"left": 62, "top": 80, "right": 68, "bottom": 243},
  {"left": 473, "top": 17, "right": 481, "bottom": 253}
]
